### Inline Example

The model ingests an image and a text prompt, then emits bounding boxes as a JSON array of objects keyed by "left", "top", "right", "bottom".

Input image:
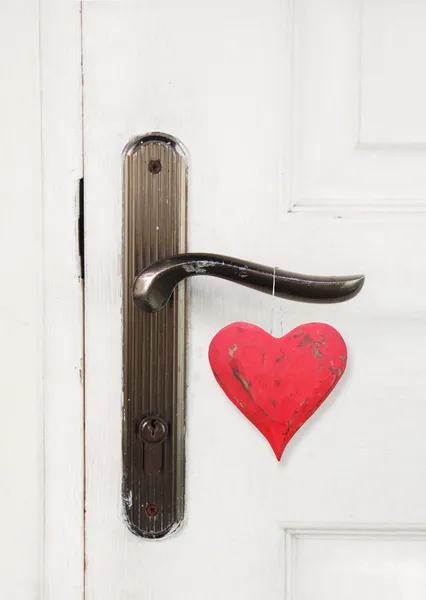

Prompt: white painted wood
[
  {"left": 292, "top": 0, "right": 426, "bottom": 210},
  {"left": 286, "top": 527, "right": 426, "bottom": 600},
  {"left": 0, "top": 1, "right": 84, "bottom": 598},
  {"left": 360, "top": 0, "right": 426, "bottom": 146},
  {"left": 83, "top": 1, "right": 426, "bottom": 599},
  {"left": 0, "top": 2, "right": 43, "bottom": 596},
  {"left": 40, "top": 1, "right": 85, "bottom": 598}
]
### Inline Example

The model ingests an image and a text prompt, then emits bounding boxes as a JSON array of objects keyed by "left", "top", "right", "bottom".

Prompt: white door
[
  {"left": 6, "top": 1, "right": 426, "bottom": 599},
  {"left": 82, "top": 1, "right": 426, "bottom": 598}
]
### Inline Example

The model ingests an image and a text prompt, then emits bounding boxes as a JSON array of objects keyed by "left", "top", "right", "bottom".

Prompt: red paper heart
[{"left": 208, "top": 322, "right": 347, "bottom": 460}]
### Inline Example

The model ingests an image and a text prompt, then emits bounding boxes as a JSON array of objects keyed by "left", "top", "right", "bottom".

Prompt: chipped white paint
[
  {"left": 83, "top": 1, "right": 426, "bottom": 599},
  {"left": 124, "top": 490, "right": 133, "bottom": 509}
]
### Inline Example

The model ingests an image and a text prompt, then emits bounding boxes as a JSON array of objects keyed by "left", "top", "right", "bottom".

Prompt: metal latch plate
[{"left": 122, "top": 133, "right": 187, "bottom": 538}]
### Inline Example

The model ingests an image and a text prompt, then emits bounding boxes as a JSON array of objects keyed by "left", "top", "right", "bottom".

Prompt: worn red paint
[{"left": 208, "top": 322, "right": 347, "bottom": 460}]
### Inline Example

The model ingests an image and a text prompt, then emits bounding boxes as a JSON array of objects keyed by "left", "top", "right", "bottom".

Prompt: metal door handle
[
  {"left": 122, "top": 133, "right": 366, "bottom": 539},
  {"left": 132, "top": 253, "right": 365, "bottom": 312}
]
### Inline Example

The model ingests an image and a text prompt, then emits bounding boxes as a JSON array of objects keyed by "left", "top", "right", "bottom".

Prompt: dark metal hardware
[
  {"left": 139, "top": 417, "right": 168, "bottom": 474},
  {"left": 146, "top": 504, "right": 160, "bottom": 518},
  {"left": 122, "top": 133, "right": 186, "bottom": 540},
  {"left": 133, "top": 253, "right": 365, "bottom": 313},
  {"left": 122, "top": 132, "right": 365, "bottom": 541}
]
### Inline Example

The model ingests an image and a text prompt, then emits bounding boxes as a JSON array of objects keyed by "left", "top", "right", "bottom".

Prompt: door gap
[{"left": 78, "top": 177, "right": 85, "bottom": 281}]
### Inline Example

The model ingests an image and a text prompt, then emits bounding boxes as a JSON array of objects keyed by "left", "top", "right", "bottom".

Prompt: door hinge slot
[{"left": 78, "top": 177, "right": 85, "bottom": 280}]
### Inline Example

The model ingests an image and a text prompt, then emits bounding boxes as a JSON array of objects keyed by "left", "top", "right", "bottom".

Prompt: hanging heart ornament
[{"left": 208, "top": 322, "right": 347, "bottom": 460}]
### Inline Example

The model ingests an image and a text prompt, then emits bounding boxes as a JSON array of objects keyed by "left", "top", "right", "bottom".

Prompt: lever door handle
[
  {"left": 132, "top": 253, "right": 365, "bottom": 312},
  {"left": 123, "top": 133, "right": 366, "bottom": 539}
]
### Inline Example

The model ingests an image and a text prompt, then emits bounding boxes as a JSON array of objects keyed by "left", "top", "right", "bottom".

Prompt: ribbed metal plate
[{"left": 122, "top": 133, "right": 187, "bottom": 538}]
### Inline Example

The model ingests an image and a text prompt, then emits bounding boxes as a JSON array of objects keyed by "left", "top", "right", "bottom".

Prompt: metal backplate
[{"left": 122, "top": 133, "right": 187, "bottom": 538}]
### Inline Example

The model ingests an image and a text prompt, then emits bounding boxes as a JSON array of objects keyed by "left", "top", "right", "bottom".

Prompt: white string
[{"left": 270, "top": 266, "right": 276, "bottom": 334}]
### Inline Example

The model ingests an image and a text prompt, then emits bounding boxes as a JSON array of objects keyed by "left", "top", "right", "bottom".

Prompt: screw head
[
  {"left": 148, "top": 159, "right": 162, "bottom": 174},
  {"left": 146, "top": 503, "right": 160, "bottom": 518},
  {"left": 138, "top": 417, "right": 168, "bottom": 443}
]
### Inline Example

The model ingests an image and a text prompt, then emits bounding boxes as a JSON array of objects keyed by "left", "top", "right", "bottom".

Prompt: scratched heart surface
[{"left": 208, "top": 322, "right": 347, "bottom": 460}]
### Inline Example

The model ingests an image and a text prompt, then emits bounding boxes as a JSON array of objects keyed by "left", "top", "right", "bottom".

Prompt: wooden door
[
  {"left": 7, "top": 1, "right": 426, "bottom": 599},
  {"left": 83, "top": 2, "right": 426, "bottom": 599},
  {"left": 83, "top": 1, "right": 426, "bottom": 599}
]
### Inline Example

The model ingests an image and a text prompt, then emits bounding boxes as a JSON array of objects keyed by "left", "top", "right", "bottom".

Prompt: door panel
[
  {"left": 286, "top": 526, "right": 426, "bottom": 600},
  {"left": 83, "top": 1, "right": 426, "bottom": 598},
  {"left": 293, "top": 0, "right": 426, "bottom": 209}
]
